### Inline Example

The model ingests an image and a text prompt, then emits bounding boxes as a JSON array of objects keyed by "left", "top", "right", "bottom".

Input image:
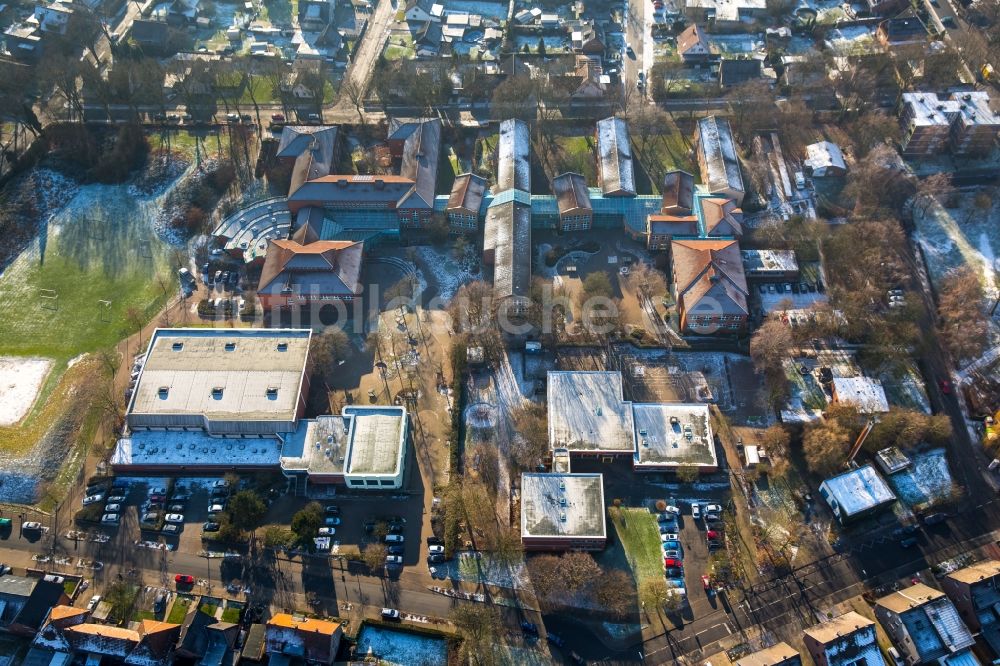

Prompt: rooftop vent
[
  {"left": 211, "top": 387, "right": 224, "bottom": 400},
  {"left": 158, "top": 387, "right": 170, "bottom": 399},
  {"left": 277, "top": 342, "right": 289, "bottom": 352},
  {"left": 559, "top": 512, "right": 567, "bottom": 522},
  {"left": 266, "top": 387, "right": 279, "bottom": 400},
  {"left": 224, "top": 342, "right": 237, "bottom": 352},
  {"left": 172, "top": 342, "right": 184, "bottom": 351}
]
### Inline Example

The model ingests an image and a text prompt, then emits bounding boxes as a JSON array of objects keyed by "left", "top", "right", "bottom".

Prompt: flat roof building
[
  {"left": 741, "top": 249, "right": 799, "bottom": 280},
  {"left": 819, "top": 465, "right": 896, "bottom": 525},
  {"left": 831, "top": 376, "right": 890, "bottom": 414},
  {"left": 734, "top": 643, "right": 801, "bottom": 666},
  {"left": 803, "top": 612, "right": 885, "bottom": 666},
  {"left": 521, "top": 473, "right": 606, "bottom": 551},
  {"left": 633, "top": 403, "right": 718, "bottom": 472},
  {"left": 125, "top": 328, "right": 312, "bottom": 435},
  {"left": 548, "top": 371, "right": 636, "bottom": 455},
  {"left": 596, "top": 117, "right": 637, "bottom": 197},
  {"left": 342, "top": 406, "right": 408, "bottom": 490},
  {"left": 900, "top": 91, "right": 1000, "bottom": 158},
  {"left": 942, "top": 560, "right": 1000, "bottom": 653},
  {"left": 875, "top": 583, "right": 976, "bottom": 666}
]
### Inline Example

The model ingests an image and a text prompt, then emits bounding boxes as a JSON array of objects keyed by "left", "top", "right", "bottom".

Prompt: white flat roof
[
  {"left": 832, "top": 376, "right": 889, "bottom": 414},
  {"left": 820, "top": 465, "right": 896, "bottom": 518},
  {"left": 280, "top": 416, "right": 350, "bottom": 475},
  {"left": 128, "top": 328, "right": 311, "bottom": 423},
  {"left": 548, "top": 371, "right": 635, "bottom": 452},
  {"left": 112, "top": 429, "right": 282, "bottom": 467},
  {"left": 521, "top": 473, "right": 606, "bottom": 539},
  {"left": 633, "top": 403, "right": 717, "bottom": 467},
  {"left": 343, "top": 406, "right": 406, "bottom": 476}
]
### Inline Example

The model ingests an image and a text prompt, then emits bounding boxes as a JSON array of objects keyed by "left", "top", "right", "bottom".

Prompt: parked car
[
  {"left": 385, "top": 555, "right": 403, "bottom": 566},
  {"left": 658, "top": 523, "right": 677, "bottom": 534},
  {"left": 307, "top": 113, "right": 321, "bottom": 123},
  {"left": 22, "top": 521, "right": 42, "bottom": 531},
  {"left": 387, "top": 545, "right": 405, "bottom": 555},
  {"left": 691, "top": 503, "right": 701, "bottom": 519},
  {"left": 701, "top": 575, "right": 712, "bottom": 590},
  {"left": 162, "top": 524, "right": 181, "bottom": 535},
  {"left": 428, "top": 545, "right": 445, "bottom": 555},
  {"left": 203, "top": 522, "right": 220, "bottom": 532},
  {"left": 385, "top": 534, "right": 404, "bottom": 544},
  {"left": 101, "top": 514, "right": 120, "bottom": 525},
  {"left": 660, "top": 532, "right": 679, "bottom": 542},
  {"left": 175, "top": 574, "right": 195, "bottom": 585},
  {"left": 704, "top": 503, "right": 723, "bottom": 515},
  {"left": 147, "top": 486, "right": 167, "bottom": 497},
  {"left": 381, "top": 608, "right": 400, "bottom": 620},
  {"left": 892, "top": 524, "right": 919, "bottom": 538},
  {"left": 324, "top": 505, "right": 340, "bottom": 515},
  {"left": 324, "top": 517, "right": 341, "bottom": 526},
  {"left": 270, "top": 113, "right": 286, "bottom": 123},
  {"left": 168, "top": 504, "right": 185, "bottom": 512},
  {"left": 664, "top": 557, "right": 683, "bottom": 569},
  {"left": 208, "top": 504, "right": 225, "bottom": 514},
  {"left": 662, "top": 540, "right": 683, "bottom": 558},
  {"left": 923, "top": 513, "right": 948, "bottom": 526},
  {"left": 153, "top": 591, "right": 167, "bottom": 613},
  {"left": 104, "top": 504, "right": 122, "bottom": 513},
  {"left": 318, "top": 527, "right": 336, "bottom": 536},
  {"left": 939, "top": 379, "right": 952, "bottom": 395},
  {"left": 165, "top": 513, "right": 185, "bottom": 524},
  {"left": 87, "top": 595, "right": 102, "bottom": 611},
  {"left": 666, "top": 566, "right": 683, "bottom": 579},
  {"left": 427, "top": 536, "right": 443, "bottom": 545},
  {"left": 706, "top": 530, "right": 721, "bottom": 542},
  {"left": 141, "top": 512, "right": 159, "bottom": 523},
  {"left": 226, "top": 113, "right": 239, "bottom": 123},
  {"left": 427, "top": 553, "right": 446, "bottom": 563},
  {"left": 521, "top": 622, "right": 539, "bottom": 635},
  {"left": 82, "top": 494, "right": 104, "bottom": 506}
]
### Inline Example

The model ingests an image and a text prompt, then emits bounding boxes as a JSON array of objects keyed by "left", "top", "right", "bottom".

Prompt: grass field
[
  {"left": 607, "top": 506, "right": 663, "bottom": 585},
  {"left": 554, "top": 136, "right": 596, "bottom": 183},
  {"left": 168, "top": 596, "right": 193, "bottom": 624}
]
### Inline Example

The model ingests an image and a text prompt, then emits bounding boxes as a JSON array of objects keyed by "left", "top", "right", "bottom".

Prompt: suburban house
[
  {"left": 404, "top": 0, "right": 440, "bottom": 23},
  {"left": 875, "top": 17, "right": 928, "bottom": 46},
  {"left": 0, "top": 575, "right": 70, "bottom": 637},
  {"left": 818, "top": 465, "right": 896, "bottom": 525},
  {"left": 30, "top": 608, "right": 180, "bottom": 666},
  {"left": 900, "top": 91, "right": 1000, "bottom": 158},
  {"left": 734, "top": 643, "right": 802, "bottom": 666},
  {"left": 719, "top": 58, "right": 763, "bottom": 87},
  {"left": 874, "top": 583, "right": 977, "bottom": 665},
  {"left": 865, "top": 0, "right": 907, "bottom": 16},
  {"left": 129, "top": 19, "right": 170, "bottom": 51},
  {"left": 670, "top": 239, "right": 749, "bottom": 334},
  {"left": 941, "top": 559, "right": 1000, "bottom": 653},
  {"left": 685, "top": 0, "right": 766, "bottom": 27},
  {"left": 803, "top": 612, "right": 886, "bottom": 666},
  {"left": 175, "top": 601, "right": 238, "bottom": 662},
  {"left": 265, "top": 614, "right": 344, "bottom": 665},
  {"left": 552, "top": 172, "right": 593, "bottom": 231},
  {"left": 596, "top": 117, "right": 637, "bottom": 197},
  {"left": 804, "top": 141, "right": 847, "bottom": 177},
  {"left": 256, "top": 238, "right": 364, "bottom": 310},
  {"left": 484, "top": 119, "right": 532, "bottom": 316},
  {"left": 520, "top": 472, "right": 607, "bottom": 551},
  {"left": 677, "top": 24, "right": 712, "bottom": 62},
  {"left": 696, "top": 116, "right": 745, "bottom": 205},
  {"left": 447, "top": 173, "right": 487, "bottom": 232}
]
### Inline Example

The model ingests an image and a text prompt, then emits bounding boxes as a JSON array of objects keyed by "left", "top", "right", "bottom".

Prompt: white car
[
  {"left": 318, "top": 527, "right": 336, "bottom": 536},
  {"left": 164, "top": 514, "right": 185, "bottom": 524},
  {"left": 212, "top": 480, "right": 229, "bottom": 489},
  {"left": 704, "top": 504, "right": 723, "bottom": 515},
  {"left": 101, "top": 514, "right": 120, "bottom": 525},
  {"left": 82, "top": 494, "right": 104, "bottom": 506},
  {"left": 428, "top": 545, "right": 445, "bottom": 555},
  {"left": 691, "top": 503, "right": 701, "bottom": 519},
  {"left": 208, "top": 504, "right": 225, "bottom": 514},
  {"left": 22, "top": 521, "right": 42, "bottom": 531},
  {"left": 104, "top": 504, "right": 122, "bottom": 513},
  {"left": 660, "top": 532, "right": 679, "bottom": 542},
  {"left": 87, "top": 595, "right": 102, "bottom": 611},
  {"left": 147, "top": 487, "right": 167, "bottom": 497},
  {"left": 385, "top": 555, "right": 403, "bottom": 565}
]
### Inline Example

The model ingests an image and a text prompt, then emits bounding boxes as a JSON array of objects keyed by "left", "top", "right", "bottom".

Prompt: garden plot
[
  {"left": 0, "top": 357, "right": 53, "bottom": 426},
  {"left": 888, "top": 449, "right": 956, "bottom": 508}
]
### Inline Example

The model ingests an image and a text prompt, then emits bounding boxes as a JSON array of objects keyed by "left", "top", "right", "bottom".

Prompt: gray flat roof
[
  {"left": 548, "top": 371, "right": 635, "bottom": 452},
  {"left": 112, "top": 429, "right": 283, "bottom": 467},
  {"left": 128, "top": 328, "right": 311, "bottom": 423},
  {"left": 633, "top": 403, "right": 717, "bottom": 467},
  {"left": 344, "top": 406, "right": 406, "bottom": 476},
  {"left": 521, "top": 473, "right": 606, "bottom": 539},
  {"left": 280, "top": 416, "right": 350, "bottom": 475}
]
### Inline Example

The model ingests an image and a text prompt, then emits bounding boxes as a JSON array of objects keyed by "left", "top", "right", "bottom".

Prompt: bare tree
[
  {"left": 938, "top": 265, "right": 989, "bottom": 361},
  {"left": 340, "top": 78, "right": 367, "bottom": 124}
]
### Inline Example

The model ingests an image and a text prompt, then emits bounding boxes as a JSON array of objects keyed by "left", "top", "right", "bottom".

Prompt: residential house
[
  {"left": 3, "top": 24, "right": 42, "bottom": 61},
  {"left": 685, "top": 0, "right": 767, "bottom": 27},
  {"left": 571, "top": 55, "right": 607, "bottom": 101},
  {"left": 942, "top": 559, "right": 1000, "bottom": 654},
  {"left": 167, "top": 0, "right": 205, "bottom": 25},
  {"left": 865, "top": 0, "right": 907, "bottom": 16},
  {"left": 677, "top": 24, "right": 712, "bottom": 62},
  {"left": 552, "top": 172, "right": 593, "bottom": 231},
  {"left": 819, "top": 465, "right": 896, "bottom": 525},
  {"left": 35, "top": 0, "right": 73, "bottom": 35},
  {"left": 299, "top": 0, "right": 334, "bottom": 31},
  {"left": 719, "top": 58, "right": 763, "bottom": 87},
  {"left": 0, "top": 575, "right": 70, "bottom": 637},
  {"left": 803, "top": 611, "right": 886, "bottom": 666},
  {"left": 404, "top": 0, "right": 440, "bottom": 24},
  {"left": 265, "top": 614, "right": 344, "bottom": 664},
  {"left": 256, "top": 239, "right": 364, "bottom": 310},
  {"left": 447, "top": 173, "right": 487, "bottom": 233},
  {"left": 876, "top": 17, "right": 928, "bottom": 46},
  {"left": 30, "top": 607, "right": 179, "bottom": 666},
  {"left": 596, "top": 117, "right": 637, "bottom": 197},
  {"left": 670, "top": 239, "right": 749, "bottom": 334},
  {"left": 695, "top": 116, "right": 745, "bottom": 205},
  {"left": 129, "top": 19, "right": 170, "bottom": 51},
  {"left": 804, "top": 141, "right": 847, "bottom": 177},
  {"left": 874, "top": 583, "right": 977, "bottom": 665}
]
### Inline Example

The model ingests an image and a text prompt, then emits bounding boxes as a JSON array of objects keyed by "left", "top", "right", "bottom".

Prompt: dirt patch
[{"left": 0, "top": 356, "right": 53, "bottom": 426}]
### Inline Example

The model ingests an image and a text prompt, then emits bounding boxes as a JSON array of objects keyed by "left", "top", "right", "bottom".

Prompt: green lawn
[
  {"left": 633, "top": 132, "right": 697, "bottom": 192},
  {"left": 200, "top": 602, "right": 220, "bottom": 617},
  {"left": 167, "top": 597, "right": 192, "bottom": 624},
  {"left": 607, "top": 507, "right": 663, "bottom": 584},
  {"left": 221, "top": 606, "right": 242, "bottom": 623},
  {"left": 554, "top": 136, "right": 596, "bottom": 182},
  {"left": 133, "top": 609, "right": 157, "bottom": 621}
]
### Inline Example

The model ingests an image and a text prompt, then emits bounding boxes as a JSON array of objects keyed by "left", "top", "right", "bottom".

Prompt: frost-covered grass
[
  {"left": 915, "top": 195, "right": 1000, "bottom": 292},
  {"left": 889, "top": 448, "right": 957, "bottom": 508},
  {"left": 355, "top": 625, "right": 447, "bottom": 666}
]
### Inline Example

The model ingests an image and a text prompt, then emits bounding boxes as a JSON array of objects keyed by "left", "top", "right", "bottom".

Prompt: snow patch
[
  {"left": 0, "top": 356, "right": 53, "bottom": 426},
  {"left": 889, "top": 448, "right": 955, "bottom": 508},
  {"left": 354, "top": 625, "right": 447, "bottom": 666}
]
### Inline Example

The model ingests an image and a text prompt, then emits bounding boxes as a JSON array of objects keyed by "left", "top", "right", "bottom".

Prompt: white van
[{"left": 794, "top": 171, "right": 806, "bottom": 190}]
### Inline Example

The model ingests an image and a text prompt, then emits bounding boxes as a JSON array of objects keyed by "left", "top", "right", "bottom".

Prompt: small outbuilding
[
  {"left": 819, "top": 465, "right": 897, "bottom": 524},
  {"left": 803, "top": 141, "right": 847, "bottom": 178}
]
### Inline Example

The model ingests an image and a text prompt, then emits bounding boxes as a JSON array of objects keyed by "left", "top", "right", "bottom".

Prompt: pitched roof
[
  {"left": 448, "top": 173, "right": 487, "bottom": 213},
  {"left": 878, "top": 17, "right": 927, "bottom": 42},
  {"left": 719, "top": 58, "right": 762, "bottom": 86},
  {"left": 484, "top": 201, "right": 531, "bottom": 301},
  {"left": 396, "top": 118, "right": 442, "bottom": 209},
  {"left": 677, "top": 24, "right": 710, "bottom": 56},
  {"left": 553, "top": 172, "right": 592, "bottom": 214},
  {"left": 48, "top": 605, "right": 88, "bottom": 623},
  {"left": 946, "top": 560, "right": 1000, "bottom": 585},
  {"left": 671, "top": 239, "right": 748, "bottom": 317},
  {"left": 661, "top": 170, "right": 695, "bottom": 213},
  {"left": 496, "top": 119, "right": 531, "bottom": 193},
  {"left": 876, "top": 582, "right": 945, "bottom": 614},
  {"left": 257, "top": 239, "right": 364, "bottom": 297},
  {"left": 700, "top": 197, "right": 744, "bottom": 236},
  {"left": 287, "top": 175, "right": 415, "bottom": 208},
  {"left": 804, "top": 611, "right": 875, "bottom": 645},
  {"left": 17, "top": 580, "right": 67, "bottom": 632},
  {"left": 697, "top": 116, "right": 745, "bottom": 195},
  {"left": 266, "top": 613, "right": 342, "bottom": 635},
  {"left": 596, "top": 117, "right": 636, "bottom": 196}
]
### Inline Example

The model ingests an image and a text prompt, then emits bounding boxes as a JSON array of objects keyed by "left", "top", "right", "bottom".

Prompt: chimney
[{"left": 375, "top": 179, "right": 385, "bottom": 190}]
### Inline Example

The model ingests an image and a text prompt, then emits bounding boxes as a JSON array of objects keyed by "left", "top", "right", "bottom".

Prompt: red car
[
  {"left": 706, "top": 530, "right": 720, "bottom": 541},
  {"left": 701, "top": 575, "right": 711, "bottom": 590},
  {"left": 175, "top": 574, "right": 194, "bottom": 585},
  {"left": 664, "top": 558, "right": 683, "bottom": 569},
  {"left": 939, "top": 379, "right": 952, "bottom": 395}
]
